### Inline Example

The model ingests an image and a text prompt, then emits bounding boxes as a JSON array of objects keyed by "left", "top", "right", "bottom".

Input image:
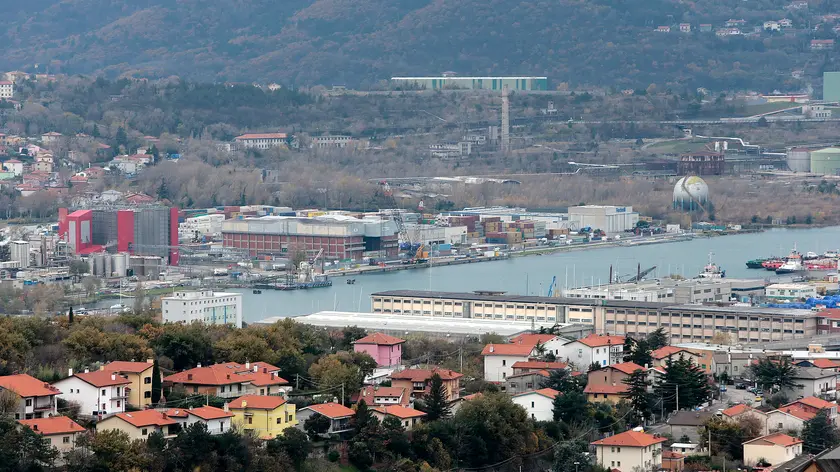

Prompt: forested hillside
[{"left": 0, "top": 0, "right": 837, "bottom": 90}]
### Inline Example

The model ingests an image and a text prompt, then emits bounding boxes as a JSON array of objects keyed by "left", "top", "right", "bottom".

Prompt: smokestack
[{"left": 501, "top": 85, "right": 510, "bottom": 153}]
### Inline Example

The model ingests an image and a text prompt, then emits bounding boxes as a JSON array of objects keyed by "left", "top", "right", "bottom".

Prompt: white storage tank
[
  {"left": 103, "top": 254, "right": 112, "bottom": 279},
  {"left": 92, "top": 253, "right": 106, "bottom": 277},
  {"left": 787, "top": 147, "right": 811, "bottom": 172},
  {"left": 113, "top": 253, "right": 129, "bottom": 278}
]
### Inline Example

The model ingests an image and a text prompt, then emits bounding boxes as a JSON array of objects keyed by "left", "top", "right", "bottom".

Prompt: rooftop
[
  {"left": 481, "top": 343, "right": 535, "bottom": 356},
  {"left": 235, "top": 133, "right": 288, "bottom": 140},
  {"left": 592, "top": 430, "right": 666, "bottom": 448},
  {"left": 609, "top": 362, "right": 644, "bottom": 374},
  {"left": 113, "top": 410, "right": 177, "bottom": 428},
  {"left": 793, "top": 367, "right": 837, "bottom": 380},
  {"left": 303, "top": 402, "right": 355, "bottom": 419},
  {"left": 352, "top": 332, "right": 405, "bottom": 346},
  {"left": 227, "top": 395, "right": 288, "bottom": 410},
  {"left": 514, "top": 388, "right": 560, "bottom": 399},
  {"left": 164, "top": 362, "right": 286, "bottom": 386},
  {"left": 584, "top": 384, "right": 629, "bottom": 394},
  {"left": 652, "top": 346, "right": 694, "bottom": 359},
  {"left": 390, "top": 367, "right": 463, "bottom": 381},
  {"left": 776, "top": 405, "right": 816, "bottom": 421},
  {"left": 744, "top": 432, "right": 803, "bottom": 447},
  {"left": 511, "top": 361, "right": 568, "bottom": 370},
  {"left": 667, "top": 410, "right": 714, "bottom": 426},
  {"left": 785, "top": 396, "right": 837, "bottom": 410},
  {"left": 508, "top": 333, "right": 564, "bottom": 346},
  {"left": 371, "top": 405, "right": 427, "bottom": 419},
  {"left": 103, "top": 360, "right": 154, "bottom": 374},
  {"left": 573, "top": 334, "right": 625, "bottom": 348},
  {"left": 0, "top": 374, "right": 62, "bottom": 397},
  {"left": 18, "top": 416, "right": 85, "bottom": 435},
  {"left": 187, "top": 406, "right": 234, "bottom": 420},
  {"left": 71, "top": 370, "right": 131, "bottom": 388}
]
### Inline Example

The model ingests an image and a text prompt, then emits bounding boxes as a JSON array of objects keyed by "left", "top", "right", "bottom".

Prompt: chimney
[
  {"left": 147, "top": 358, "right": 154, "bottom": 364},
  {"left": 84, "top": 368, "right": 89, "bottom": 374},
  {"left": 111, "top": 373, "right": 116, "bottom": 381},
  {"left": 263, "top": 368, "right": 267, "bottom": 373},
  {"left": 227, "top": 374, "right": 231, "bottom": 379},
  {"left": 197, "top": 363, "right": 202, "bottom": 368},
  {"left": 187, "top": 373, "right": 193, "bottom": 380},
  {"left": 100, "top": 365, "right": 105, "bottom": 371},
  {"left": 245, "top": 361, "right": 250, "bottom": 369},
  {"left": 33, "top": 424, "right": 38, "bottom": 431},
  {"left": 271, "top": 373, "right": 275, "bottom": 379},
  {"left": 253, "top": 365, "right": 258, "bottom": 373},
  {"left": 68, "top": 368, "right": 73, "bottom": 377},
  {"left": 489, "top": 344, "right": 494, "bottom": 353},
  {"left": 223, "top": 403, "right": 229, "bottom": 412},
  {"left": 242, "top": 401, "right": 247, "bottom": 408}
]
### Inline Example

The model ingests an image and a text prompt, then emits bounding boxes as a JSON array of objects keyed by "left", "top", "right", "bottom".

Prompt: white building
[
  {"left": 0, "top": 81, "right": 13, "bottom": 99},
  {"left": 511, "top": 388, "right": 559, "bottom": 421},
  {"left": 162, "top": 290, "right": 243, "bottom": 328},
  {"left": 179, "top": 214, "right": 226, "bottom": 239},
  {"left": 592, "top": 430, "right": 666, "bottom": 471},
  {"left": 765, "top": 283, "right": 818, "bottom": 301},
  {"left": 787, "top": 368, "right": 837, "bottom": 398},
  {"left": 185, "top": 406, "right": 235, "bottom": 434},
  {"left": 743, "top": 433, "right": 803, "bottom": 467},
  {"left": 310, "top": 135, "right": 354, "bottom": 149},
  {"left": 429, "top": 142, "right": 472, "bottom": 159},
  {"left": 557, "top": 334, "right": 625, "bottom": 368},
  {"left": 481, "top": 343, "right": 536, "bottom": 382},
  {"left": 10, "top": 241, "right": 30, "bottom": 269},
  {"left": 3, "top": 159, "right": 23, "bottom": 176},
  {"left": 233, "top": 133, "right": 289, "bottom": 150},
  {"left": 53, "top": 369, "right": 131, "bottom": 417},
  {"left": 568, "top": 205, "right": 639, "bottom": 233}
]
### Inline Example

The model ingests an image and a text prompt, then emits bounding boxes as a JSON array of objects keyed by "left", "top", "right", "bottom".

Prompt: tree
[
  {"left": 151, "top": 358, "right": 162, "bottom": 404},
  {"left": 267, "top": 428, "right": 311, "bottom": 469},
  {"left": 69, "top": 259, "right": 89, "bottom": 276},
  {"left": 420, "top": 373, "right": 451, "bottom": 421},
  {"left": 353, "top": 399, "right": 375, "bottom": 435},
  {"left": 541, "top": 369, "right": 585, "bottom": 393},
  {"left": 552, "top": 389, "right": 589, "bottom": 424},
  {"left": 654, "top": 354, "right": 710, "bottom": 414},
  {"left": 552, "top": 439, "right": 590, "bottom": 472},
  {"left": 751, "top": 358, "right": 802, "bottom": 394},
  {"left": 309, "top": 353, "right": 369, "bottom": 404},
  {"left": 0, "top": 416, "right": 59, "bottom": 470},
  {"left": 68, "top": 306, "right": 74, "bottom": 324},
  {"left": 623, "top": 369, "right": 653, "bottom": 424},
  {"left": 802, "top": 410, "right": 840, "bottom": 454},
  {"left": 623, "top": 337, "right": 653, "bottom": 367},
  {"left": 701, "top": 417, "right": 746, "bottom": 460},
  {"left": 0, "top": 389, "right": 19, "bottom": 416},
  {"left": 115, "top": 126, "right": 128, "bottom": 149},
  {"left": 133, "top": 280, "right": 146, "bottom": 313},
  {"left": 646, "top": 327, "right": 668, "bottom": 350},
  {"left": 303, "top": 413, "right": 331, "bottom": 439}
]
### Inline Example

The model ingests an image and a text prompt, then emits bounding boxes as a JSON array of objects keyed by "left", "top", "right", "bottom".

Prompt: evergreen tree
[
  {"left": 421, "top": 373, "right": 451, "bottom": 421},
  {"left": 802, "top": 410, "right": 840, "bottom": 454},
  {"left": 654, "top": 354, "right": 710, "bottom": 414},
  {"left": 552, "top": 389, "right": 589, "bottom": 424},
  {"left": 157, "top": 180, "right": 169, "bottom": 200},
  {"left": 624, "top": 337, "right": 653, "bottom": 366},
  {"left": 551, "top": 439, "right": 589, "bottom": 472},
  {"left": 751, "top": 357, "right": 802, "bottom": 393},
  {"left": 623, "top": 369, "right": 652, "bottom": 424},
  {"left": 353, "top": 399, "right": 374, "bottom": 435},
  {"left": 115, "top": 126, "right": 128, "bottom": 149},
  {"left": 541, "top": 369, "right": 585, "bottom": 393},
  {"left": 646, "top": 327, "right": 669, "bottom": 350},
  {"left": 92, "top": 123, "right": 100, "bottom": 138},
  {"left": 151, "top": 359, "right": 162, "bottom": 404},
  {"left": 68, "top": 306, "right": 74, "bottom": 324}
]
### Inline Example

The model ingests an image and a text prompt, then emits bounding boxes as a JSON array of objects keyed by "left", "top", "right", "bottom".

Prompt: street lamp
[{"left": 574, "top": 461, "right": 580, "bottom": 472}]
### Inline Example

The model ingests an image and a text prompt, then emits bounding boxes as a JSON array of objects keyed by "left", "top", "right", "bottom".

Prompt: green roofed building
[
  {"left": 824, "top": 72, "right": 840, "bottom": 102},
  {"left": 810, "top": 147, "right": 840, "bottom": 175},
  {"left": 391, "top": 76, "right": 548, "bottom": 91}
]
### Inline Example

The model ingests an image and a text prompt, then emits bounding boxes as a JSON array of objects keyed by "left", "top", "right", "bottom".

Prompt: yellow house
[
  {"left": 583, "top": 384, "right": 628, "bottom": 404},
  {"left": 227, "top": 395, "right": 297, "bottom": 439},
  {"left": 102, "top": 360, "right": 157, "bottom": 407}
]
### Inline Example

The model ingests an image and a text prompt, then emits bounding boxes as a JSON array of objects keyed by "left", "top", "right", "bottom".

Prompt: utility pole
[
  {"left": 296, "top": 374, "right": 300, "bottom": 390},
  {"left": 459, "top": 347, "right": 463, "bottom": 372},
  {"left": 341, "top": 383, "right": 345, "bottom": 406},
  {"left": 676, "top": 384, "right": 679, "bottom": 412},
  {"left": 708, "top": 427, "right": 712, "bottom": 457}
]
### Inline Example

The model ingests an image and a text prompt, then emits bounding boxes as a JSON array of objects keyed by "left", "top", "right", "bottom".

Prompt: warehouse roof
[{"left": 372, "top": 290, "right": 600, "bottom": 306}]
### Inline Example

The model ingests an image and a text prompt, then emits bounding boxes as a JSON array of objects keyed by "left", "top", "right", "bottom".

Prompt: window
[
  {"left": 277, "top": 418, "right": 283, "bottom": 424},
  {"left": 144, "top": 377, "right": 151, "bottom": 384},
  {"left": 142, "top": 428, "right": 148, "bottom": 435},
  {"left": 25, "top": 399, "right": 32, "bottom": 407},
  {"left": 247, "top": 417, "right": 253, "bottom": 425},
  {"left": 144, "top": 391, "right": 152, "bottom": 398},
  {"left": 101, "top": 389, "right": 106, "bottom": 396},
  {"left": 502, "top": 360, "right": 506, "bottom": 366},
  {"left": 117, "top": 401, "right": 121, "bottom": 408},
  {"left": 617, "top": 447, "right": 621, "bottom": 453},
  {"left": 63, "top": 436, "right": 70, "bottom": 444},
  {"left": 531, "top": 401, "right": 535, "bottom": 408}
]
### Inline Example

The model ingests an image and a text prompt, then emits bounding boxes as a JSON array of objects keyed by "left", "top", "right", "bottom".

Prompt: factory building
[
  {"left": 58, "top": 207, "right": 179, "bottom": 264},
  {"left": 677, "top": 152, "right": 724, "bottom": 176},
  {"left": 561, "top": 278, "right": 764, "bottom": 304},
  {"left": 809, "top": 147, "right": 840, "bottom": 176},
  {"left": 161, "top": 290, "right": 243, "bottom": 328},
  {"left": 10, "top": 241, "right": 30, "bottom": 268},
  {"left": 221, "top": 215, "right": 399, "bottom": 261},
  {"left": 824, "top": 72, "right": 840, "bottom": 102},
  {"left": 567, "top": 205, "right": 639, "bottom": 233},
  {"left": 390, "top": 76, "right": 548, "bottom": 91}
]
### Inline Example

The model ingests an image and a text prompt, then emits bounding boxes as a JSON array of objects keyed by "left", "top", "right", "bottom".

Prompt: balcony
[{"left": 33, "top": 403, "right": 56, "bottom": 412}]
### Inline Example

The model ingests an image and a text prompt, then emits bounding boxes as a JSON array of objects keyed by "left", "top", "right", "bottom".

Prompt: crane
[
  {"left": 627, "top": 265, "right": 657, "bottom": 283},
  {"left": 546, "top": 276, "right": 557, "bottom": 297}
]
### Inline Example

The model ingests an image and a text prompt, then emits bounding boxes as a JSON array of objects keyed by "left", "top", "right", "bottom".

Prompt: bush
[{"left": 327, "top": 450, "right": 340, "bottom": 462}]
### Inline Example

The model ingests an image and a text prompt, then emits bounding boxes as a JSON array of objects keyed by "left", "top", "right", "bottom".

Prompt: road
[{"left": 647, "top": 383, "right": 759, "bottom": 436}]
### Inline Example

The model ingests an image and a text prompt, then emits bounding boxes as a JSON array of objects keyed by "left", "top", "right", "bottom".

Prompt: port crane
[{"left": 546, "top": 276, "right": 557, "bottom": 297}]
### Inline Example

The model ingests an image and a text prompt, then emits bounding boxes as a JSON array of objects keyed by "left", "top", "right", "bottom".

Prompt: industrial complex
[{"left": 390, "top": 76, "right": 549, "bottom": 91}]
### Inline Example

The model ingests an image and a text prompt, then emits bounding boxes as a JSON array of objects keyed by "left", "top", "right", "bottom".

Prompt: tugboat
[
  {"left": 697, "top": 252, "right": 725, "bottom": 279},
  {"left": 762, "top": 259, "right": 784, "bottom": 271},
  {"left": 776, "top": 247, "right": 804, "bottom": 274},
  {"left": 746, "top": 258, "right": 771, "bottom": 269}
]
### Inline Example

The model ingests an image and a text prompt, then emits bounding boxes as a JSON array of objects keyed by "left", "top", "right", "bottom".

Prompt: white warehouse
[
  {"left": 568, "top": 205, "right": 639, "bottom": 233},
  {"left": 162, "top": 290, "right": 243, "bottom": 328}
]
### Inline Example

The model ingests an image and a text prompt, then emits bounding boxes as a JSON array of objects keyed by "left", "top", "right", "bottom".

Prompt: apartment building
[
  {"left": 0, "top": 81, "right": 13, "bottom": 99},
  {"left": 161, "top": 290, "right": 243, "bottom": 328},
  {"left": 233, "top": 133, "right": 289, "bottom": 150}
]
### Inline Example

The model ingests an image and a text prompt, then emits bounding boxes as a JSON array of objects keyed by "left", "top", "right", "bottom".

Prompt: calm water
[{"left": 234, "top": 226, "right": 840, "bottom": 322}]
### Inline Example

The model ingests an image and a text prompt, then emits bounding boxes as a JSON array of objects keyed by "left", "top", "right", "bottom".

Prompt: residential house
[
  {"left": 3, "top": 159, "right": 23, "bottom": 176},
  {"left": 163, "top": 362, "right": 291, "bottom": 399},
  {"left": 764, "top": 21, "right": 781, "bottom": 31},
  {"left": 671, "top": 443, "right": 699, "bottom": 455},
  {"left": 296, "top": 403, "right": 355, "bottom": 436},
  {"left": 310, "top": 135, "right": 355, "bottom": 149},
  {"left": 357, "top": 385, "right": 409, "bottom": 406},
  {"left": 768, "top": 404, "right": 818, "bottom": 434},
  {"left": 662, "top": 451, "right": 685, "bottom": 471},
  {"left": 679, "top": 23, "right": 691, "bottom": 32},
  {"left": 655, "top": 26, "right": 671, "bottom": 32},
  {"left": 667, "top": 411, "right": 714, "bottom": 443},
  {"left": 509, "top": 333, "right": 568, "bottom": 359},
  {"left": 0, "top": 81, "right": 13, "bottom": 99},
  {"left": 742, "top": 433, "right": 803, "bottom": 466},
  {"left": 811, "top": 39, "right": 835, "bottom": 50},
  {"left": 584, "top": 384, "right": 629, "bottom": 403},
  {"left": 184, "top": 406, "right": 235, "bottom": 434},
  {"left": 389, "top": 368, "right": 462, "bottom": 401},
  {"left": 96, "top": 410, "right": 178, "bottom": 440},
  {"left": 164, "top": 408, "right": 189, "bottom": 426},
  {"left": 786, "top": 0, "right": 808, "bottom": 9},
  {"left": 592, "top": 430, "right": 666, "bottom": 471},
  {"left": 652, "top": 346, "right": 705, "bottom": 370},
  {"left": 558, "top": 334, "right": 625, "bottom": 368},
  {"left": 786, "top": 368, "right": 837, "bottom": 399},
  {"left": 784, "top": 396, "right": 838, "bottom": 424},
  {"left": 41, "top": 132, "right": 62, "bottom": 145},
  {"left": 371, "top": 405, "right": 426, "bottom": 430},
  {"left": 18, "top": 416, "right": 86, "bottom": 453},
  {"left": 34, "top": 154, "right": 53, "bottom": 173},
  {"left": 481, "top": 343, "right": 536, "bottom": 382},
  {"left": 794, "top": 358, "right": 840, "bottom": 370},
  {"left": 713, "top": 352, "right": 765, "bottom": 379},
  {"left": 511, "top": 360, "right": 568, "bottom": 376},
  {"left": 0, "top": 374, "right": 61, "bottom": 420},
  {"left": 233, "top": 133, "right": 289, "bottom": 150},
  {"left": 101, "top": 360, "right": 157, "bottom": 408},
  {"left": 722, "top": 404, "right": 769, "bottom": 435},
  {"left": 53, "top": 369, "right": 131, "bottom": 417},
  {"left": 584, "top": 362, "right": 643, "bottom": 403},
  {"left": 227, "top": 395, "right": 297, "bottom": 439},
  {"left": 505, "top": 370, "right": 551, "bottom": 395},
  {"left": 726, "top": 19, "right": 747, "bottom": 27},
  {"left": 699, "top": 24, "right": 713, "bottom": 32},
  {"left": 779, "top": 18, "right": 793, "bottom": 27},
  {"left": 511, "top": 388, "right": 560, "bottom": 421},
  {"left": 352, "top": 333, "right": 404, "bottom": 367}
]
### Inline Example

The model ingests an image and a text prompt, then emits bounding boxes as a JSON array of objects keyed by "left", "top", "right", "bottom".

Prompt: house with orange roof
[
  {"left": 371, "top": 405, "right": 426, "bottom": 430},
  {"left": 787, "top": 368, "right": 837, "bottom": 402},
  {"left": 511, "top": 360, "right": 568, "bottom": 375},
  {"left": 587, "top": 361, "right": 643, "bottom": 395},
  {"left": 18, "top": 416, "right": 86, "bottom": 453},
  {"left": 783, "top": 396, "right": 838, "bottom": 423},
  {"left": 186, "top": 406, "right": 235, "bottom": 434},
  {"left": 481, "top": 342, "right": 538, "bottom": 382},
  {"left": 584, "top": 384, "right": 629, "bottom": 403},
  {"left": 356, "top": 385, "right": 409, "bottom": 406},
  {"left": 661, "top": 450, "right": 685, "bottom": 471},
  {"left": 722, "top": 404, "right": 769, "bottom": 435},
  {"left": 0, "top": 373, "right": 61, "bottom": 420},
  {"left": 651, "top": 346, "right": 705, "bottom": 369},
  {"left": 227, "top": 395, "right": 297, "bottom": 439},
  {"left": 352, "top": 332, "right": 405, "bottom": 367},
  {"left": 101, "top": 359, "right": 157, "bottom": 407},
  {"left": 511, "top": 388, "right": 560, "bottom": 421},
  {"left": 767, "top": 405, "right": 815, "bottom": 433},
  {"left": 163, "top": 362, "right": 290, "bottom": 399},
  {"left": 592, "top": 430, "right": 667, "bottom": 471},
  {"left": 794, "top": 358, "right": 840, "bottom": 370},
  {"left": 53, "top": 369, "right": 131, "bottom": 417},
  {"left": 504, "top": 369, "right": 552, "bottom": 395},
  {"left": 558, "top": 334, "right": 625, "bottom": 369},
  {"left": 390, "top": 367, "right": 463, "bottom": 402},
  {"left": 296, "top": 402, "right": 355, "bottom": 436},
  {"left": 743, "top": 433, "right": 803, "bottom": 466},
  {"left": 96, "top": 409, "right": 179, "bottom": 440},
  {"left": 509, "top": 333, "right": 569, "bottom": 358}
]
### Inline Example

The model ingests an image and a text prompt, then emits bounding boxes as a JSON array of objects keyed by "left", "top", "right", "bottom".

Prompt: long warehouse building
[
  {"left": 371, "top": 290, "right": 817, "bottom": 344},
  {"left": 222, "top": 215, "right": 399, "bottom": 261}
]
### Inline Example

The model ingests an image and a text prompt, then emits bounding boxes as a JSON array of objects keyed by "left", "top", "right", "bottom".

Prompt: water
[{"left": 235, "top": 226, "right": 840, "bottom": 322}]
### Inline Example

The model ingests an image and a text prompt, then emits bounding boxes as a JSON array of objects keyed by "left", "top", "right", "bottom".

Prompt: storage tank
[
  {"left": 810, "top": 147, "right": 840, "bottom": 175},
  {"left": 130, "top": 256, "right": 145, "bottom": 277},
  {"left": 673, "top": 176, "right": 710, "bottom": 211},
  {"left": 103, "top": 254, "right": 112, "bottom": 279},
  {"left": 112, "top": 253, "right": 128, "bottom": 278},
  {"left": 787, "top": 147, "right": 811, "bottom": 172},
  {"left": 92, "top": 253, "right": 105, "bottom": 277}
]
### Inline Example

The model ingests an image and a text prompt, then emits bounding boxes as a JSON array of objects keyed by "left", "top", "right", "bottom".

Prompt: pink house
[{"left": 352, "top": 333, "right": 405, "bottom": 367}]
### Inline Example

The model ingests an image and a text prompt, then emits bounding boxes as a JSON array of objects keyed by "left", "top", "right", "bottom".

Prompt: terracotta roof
[
  {"left": 359, "top": 386, "right": 406, "bottom": 399},
  {"left": 352, "top": 333, "right": 405, "bottom": 346},
  {"left": 18, "top": 416, "right": 85, "bottom": 435},
  {"left": 652, "top": 346, "right": 694, "bottom": 359},
  {"left": 744, "top": 432, "right": 803, "bottom": 447},
  {"left": 187, "top": 406, "right": 234, "bottom": 420},
  {"left": 592, "top": 430, "right": 667, "bottom": 447},
  {"left": 509, "top": 334, "right": 561, "bottom": 346},
  {"left": 481, "top": 343, "right": 535, "bottom": 356},
  {"left": 511, "top": 361, "right": 568, "bottom": 370},
  {"left": 235, "top": 133, "right": 288, "bottom": 140},
  {"left": 817, "top": 309, "right": 840, "bottom": 320},
  {"left": 303, "top": 402, "right": 355, "bottom": 419},
  {"left": 165, "top": 408, "right": 189, "bottom": 418},
  {"left": 662, "top": 451, "right": 685, "bottom": 459},
  {"left": 164, "top": 362, "right": 286, "bottom": 386},
  {"left": 722, "top": 404, "right": 754, "bottom": 417},
  {"left": 390, "top": 367, "right": 463, "bottom": 381},
  {"left": 227, "top": 395, "right": 288, "bottom": 410},
  {"left": 0, "top": 374, "right": 62, "bottom": 397},
  {"left": 776, "top": 406, "right": 816, "bottom": 421},
  {"left": 786, "top": 396, "right": 837, "bottom": 410},
  {"left": 462, "top": 392, "right": 483, "bottom": 401},
  {"left": 584, "top": 384, "right": 629, "bottom": 395},
  {"left": 514, "top": 388, "right": 560, "bottom": 400},
  {"left": 574, "top": 334, "right": 625, "bottom": 348},
  {"left": 609, "top": 362, "right": 644, "bottom": 374},
  {"left": 799, "top": 359, "right": 840, "bottom": 369},
  {"left": 372, "top": 405, "right": 427, "bottom": 419},
  {"left": 113, "top": 410, "right": 178, "bottom": 427},
  {"left": 5, "top": 159, "right": 21, "bottom": 164},
  {"left": 104, "top": 361, "right": 154, "bottom": 374},
  {"left": 73, "top": 370, "right": 131, "bottom": 388}
]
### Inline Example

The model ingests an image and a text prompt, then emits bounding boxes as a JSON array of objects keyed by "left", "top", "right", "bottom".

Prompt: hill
[{"left": 0, "top": 0, "right": 837, "bottom": 90}]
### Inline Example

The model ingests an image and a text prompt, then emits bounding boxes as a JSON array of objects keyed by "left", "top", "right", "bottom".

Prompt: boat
[
  {"left": 253, "top": 289, "right": 262, "bottom": 294},
  {"left": 697, "top": 252, "right": 725, "bottom": 279},
  {"left": 746, "top": 258, "right": 770, "bottom": 269},
  {"left": 762, "top": 260, "right": 784, "bottom": 271},
  {"left": 776, "top": 248, "right": 804, "bottom": 274},
  {"left": 346, "top": 279, "right": 356, "bottom": 285}
]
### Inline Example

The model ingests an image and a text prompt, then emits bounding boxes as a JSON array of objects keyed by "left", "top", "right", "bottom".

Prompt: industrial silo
[
  {"left": 92, "top": 253, "right": 105, "bottom": 277},
  {"left": 103, "top": 254, "right": 112, "bottom": 279},
  {"left": 113, "top": 253, "right": 128, "bottom": 278},
  {"left": 786, "top": 147, "right": 811, "bottom": 172},
  {"left": 810, "top": 147, "right": 840, "bottom": 175}
]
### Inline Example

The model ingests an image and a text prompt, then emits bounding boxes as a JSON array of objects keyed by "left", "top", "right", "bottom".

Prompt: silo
[
  {"left": 130, "top": 256, "right": 145, "bottom": 277},
  {"left": 103, "top": 254, "right": 112, "bottom": 279},
  {"left": 787, "top": 148, "right": 811, "bottom": 172},
  {"left": 810, "top": 147, "right": 840, "bottom": 175},
  {"left": 92, "top": 253, "right": 105, "bottom": 277},
  {"left": 113, "top": 253, "right": 128, "bottom": 278}
]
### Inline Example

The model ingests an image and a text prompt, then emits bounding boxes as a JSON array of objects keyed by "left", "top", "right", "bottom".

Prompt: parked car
[
  {"left": 754, "top": 396, "right": 763, "bottom": 403},
  {"left": 719, "top": 386, "right": 727, "bottom": 392},
  {"left": 735, "top": 383, "right": 746, "bottom": 389}
]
